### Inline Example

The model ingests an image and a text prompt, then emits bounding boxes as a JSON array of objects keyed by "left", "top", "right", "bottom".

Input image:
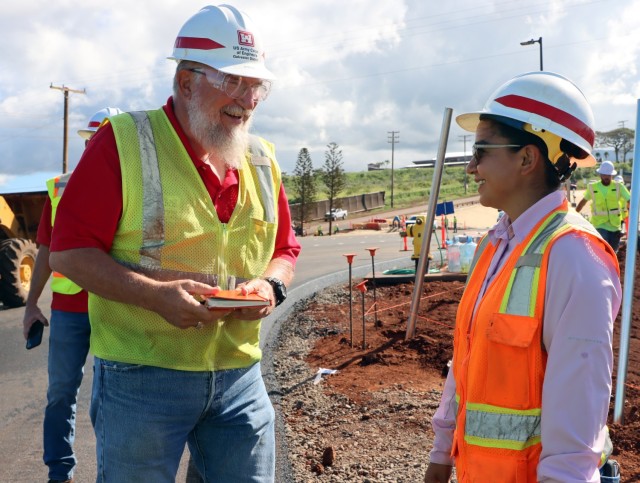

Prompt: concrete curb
[{"left": 259, "top": 257, "right": 409, "bottom": 482}]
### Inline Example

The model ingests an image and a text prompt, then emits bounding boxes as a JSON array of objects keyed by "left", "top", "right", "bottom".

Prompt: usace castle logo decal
[{"left": 237, "top": 30, "right": 254, "bottom": 47}]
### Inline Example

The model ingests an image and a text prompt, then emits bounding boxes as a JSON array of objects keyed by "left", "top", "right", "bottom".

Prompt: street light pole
[
  {"left": 520, "top": 37, "right": 543, "bottom": 71},
  {"left": 459, "top": 134, "right": 472, "bottom": 194},
  {"left": 387, "top": 131, "right": 399, "bottom": 208}
]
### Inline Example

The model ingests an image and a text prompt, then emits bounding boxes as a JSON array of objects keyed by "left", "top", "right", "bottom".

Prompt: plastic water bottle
[
  {"left": 460, "top": 236, "right": 477, "bottom": 274},
  {"left": 447, "top": 237, "right": 462, "bottom": 273}
]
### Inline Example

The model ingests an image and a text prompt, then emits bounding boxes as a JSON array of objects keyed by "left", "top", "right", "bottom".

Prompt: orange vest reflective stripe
[
  {"left": 451, "top": 200, "right": 618, "bottom": 482},
  {"left": 46, "top": 174, "right": 83, "bottom": 295}
]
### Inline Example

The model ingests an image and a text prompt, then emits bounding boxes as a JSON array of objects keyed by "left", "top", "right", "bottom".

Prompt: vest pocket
[
  {"left": 483, "top": 313, "right": 539, "bottom": 408},
  {"left": 241, "top": 218, "right": 276, "bottom": 272}
]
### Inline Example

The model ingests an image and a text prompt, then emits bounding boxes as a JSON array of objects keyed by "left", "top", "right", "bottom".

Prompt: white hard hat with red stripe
[
  {"left": 456, "top": 71, "right": 596, "bottom": 168},
  {"left": 77, "top": 107, "right": 123, "bottom": 140},
  {"left": 168, "top": 4, "right": 275, "bottom": 81}
]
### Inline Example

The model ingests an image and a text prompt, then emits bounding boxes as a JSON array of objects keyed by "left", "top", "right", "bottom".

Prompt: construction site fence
[{"left": 289, "top": 191, "right": 386, "bottom": 222}]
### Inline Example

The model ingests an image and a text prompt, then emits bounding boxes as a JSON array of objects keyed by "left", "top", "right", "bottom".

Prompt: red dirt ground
[{"left": 305, "top": 246, "right": 640, "bottom": 481}]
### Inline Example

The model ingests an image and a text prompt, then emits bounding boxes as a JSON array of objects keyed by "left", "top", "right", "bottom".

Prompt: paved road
[{"left": 0, "top": 229, "right": 415, "bottom": 482}]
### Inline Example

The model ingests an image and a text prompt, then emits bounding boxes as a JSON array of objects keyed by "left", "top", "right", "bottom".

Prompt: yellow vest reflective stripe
[
  {"left": 589, "top": 181, "right": 623, "bottom": 227},
  {"left": 45, "top": 173, "right": 83, "bottom": 295},
  {"left": 464, "top": 402, "right": 542, "bottom": 450},
  {"left": 89, "top": 109, "right": 280, "bottom": 371},
  {"left": 500, "top": 211, "right": 576, "bottom": 316}
]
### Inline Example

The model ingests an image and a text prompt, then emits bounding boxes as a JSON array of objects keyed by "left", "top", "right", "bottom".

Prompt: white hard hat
[
  {"left": 78, "top": 107, "right": 123, "bottom": 140},
  {"left": 168, "top": 4, "right": 275, "bottom": 81},
  {"left": 456, "top": 71, "right": 596, "bottom": 168},
  {"left": 614, "top": 175, "right": 624, "bottom": 183},
  {"left": 596, "top": 160, "right": 617, "bottom": 176}
]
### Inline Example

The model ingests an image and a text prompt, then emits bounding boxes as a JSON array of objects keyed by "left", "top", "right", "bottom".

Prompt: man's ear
[{"left": 176, "top": 70, "right": 193, "bottom": 99}]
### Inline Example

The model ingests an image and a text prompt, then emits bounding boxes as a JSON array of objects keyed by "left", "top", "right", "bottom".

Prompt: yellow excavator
[{"left": 0, "top": 191, "right": 47, "bottom": 307}]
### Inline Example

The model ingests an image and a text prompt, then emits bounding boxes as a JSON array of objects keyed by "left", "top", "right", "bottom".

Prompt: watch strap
[{"left": 264, "top": 276, "right": 286, "bottom": 307}]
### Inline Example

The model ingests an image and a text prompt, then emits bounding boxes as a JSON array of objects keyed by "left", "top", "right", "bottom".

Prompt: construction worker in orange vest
[
  {"left": 22, "top": 107, "right": 122, "bottom": 483},
  {"left": 424, "top": 72, "right": 622, "bottom": 482}
]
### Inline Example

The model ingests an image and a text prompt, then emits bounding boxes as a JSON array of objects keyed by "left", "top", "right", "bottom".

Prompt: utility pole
[
  {"left": 619, "top": 120, "right": 628, "bottom": 129},
  {"left": 50, "top": 84, "right": 86, "bottom": 173},
  {"left": 459, "top": 134, "right": 472, "bottom": 194},
  {"left": 387, "top": 131, "right": 399, "bottom": 208}
]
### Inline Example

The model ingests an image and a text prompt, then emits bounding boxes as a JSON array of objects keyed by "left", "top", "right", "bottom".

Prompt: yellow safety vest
[
  {"left": 89, "top": 109, "right": 280, "bottom": 371},
  {"left": 46, "top": 173, "right": 83, "bottom": 295},
  {"left": 588, "top": 181, "right": 623, "bottom": 229}
]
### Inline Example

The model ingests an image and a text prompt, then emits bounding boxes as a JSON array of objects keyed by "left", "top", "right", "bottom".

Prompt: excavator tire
[{"left": 0, "top": 238, "right": 38, "bottom": 308}]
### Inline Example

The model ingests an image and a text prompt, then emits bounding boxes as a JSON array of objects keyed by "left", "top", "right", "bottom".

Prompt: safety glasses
[
  {"left": 187, "top": 68, "right": 272, "bottom": 102},
  {"left": 472, "top": 143, "right": 524, "bottom": 162}
]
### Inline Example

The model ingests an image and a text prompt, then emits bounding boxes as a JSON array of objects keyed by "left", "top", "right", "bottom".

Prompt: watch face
[{"left": 277, "top": 280, "right": 287, "bottom": 297}]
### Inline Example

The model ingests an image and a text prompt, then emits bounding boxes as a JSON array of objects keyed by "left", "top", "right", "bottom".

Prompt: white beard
[{"left": 186, "top": 86, "right": 252, "bottom": 170}]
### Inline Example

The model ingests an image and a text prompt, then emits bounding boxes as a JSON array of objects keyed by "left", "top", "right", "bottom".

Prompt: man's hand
[
  {"left": 22, "top": 304, "right": 49, "bottom": 340},
  {"left": 424, "top": 462, "right": 453, "bottom": 483},
  {"left": 232, "top": 278, "right": 276, "bottom": 321},
  {"left": 152, "top": 280, "right": 231, "bottom": 329}
]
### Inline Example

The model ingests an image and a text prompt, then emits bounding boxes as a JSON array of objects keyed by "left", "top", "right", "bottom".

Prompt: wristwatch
[{"left": 264, "top": 277, "right": 287, "bottom": 307}]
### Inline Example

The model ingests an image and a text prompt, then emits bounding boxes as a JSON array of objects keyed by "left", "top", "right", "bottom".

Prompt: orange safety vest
[{"left": 451, "top": 200, "right": 618, "bottom": 482}]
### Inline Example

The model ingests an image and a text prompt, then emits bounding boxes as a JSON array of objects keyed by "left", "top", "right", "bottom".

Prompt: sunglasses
[{"left": 471, "top": 144, "right": 525, "bottom": 162}]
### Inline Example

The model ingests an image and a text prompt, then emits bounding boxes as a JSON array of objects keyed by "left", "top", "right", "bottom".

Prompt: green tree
[
  {"left": 595, "top": 127, "right": 635, "bottom": 163},
  {"left": 291, "top": 147, "right": 316, "bottom": 235},
  {"left": 321, "top": 142, "right": 347, "bottom": 236}
]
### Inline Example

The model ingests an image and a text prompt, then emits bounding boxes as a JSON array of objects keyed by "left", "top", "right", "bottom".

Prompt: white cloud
[{"left": 1, "top": 0, "right": 639, "bottom": 183}]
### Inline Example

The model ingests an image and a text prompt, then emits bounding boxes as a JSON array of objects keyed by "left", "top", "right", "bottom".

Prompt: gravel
[{"left": 268, "top": 286, "right": 458, "bottom": 483}]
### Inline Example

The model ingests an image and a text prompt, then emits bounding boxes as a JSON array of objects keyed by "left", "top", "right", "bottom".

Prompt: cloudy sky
[{"left": 1, "top": 0, "right": 638, "bottom": 191}]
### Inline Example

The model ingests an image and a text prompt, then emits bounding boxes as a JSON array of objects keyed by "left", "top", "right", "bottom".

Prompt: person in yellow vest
[
  {"left": 49, "top": 5, "right": 301, "bottom": 482},
  {"left": 21, "top": 106, "right": 121, "bottom": 483},
  {"left": 614, "top": 174, "right": 630, "bottom": 234},
  {"left": 424, "top": 72, "right": 622, "bottom": 482},
  {"left": 576, "top": 161, "right": 631, "bottom": 252}
]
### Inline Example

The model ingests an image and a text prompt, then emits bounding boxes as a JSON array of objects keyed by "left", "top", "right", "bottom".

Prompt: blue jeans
[
  {"left": 596, "top": 228, "right": 622, "bottom": 253},
  {"left": 44, "top": 310, "right": 91, "bottom": 480},
  {"left": 91, "top": 358, "right": 275, "bottom": 482}
]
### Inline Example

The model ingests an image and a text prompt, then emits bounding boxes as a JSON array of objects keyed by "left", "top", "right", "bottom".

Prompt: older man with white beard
[{"left": 49, "top": 5, "right": 300, "bottom": 482}]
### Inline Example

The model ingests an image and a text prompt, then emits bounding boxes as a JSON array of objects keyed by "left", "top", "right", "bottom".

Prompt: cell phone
[{"left": 26, "top": 320, "right": 44, "bottom": 350}]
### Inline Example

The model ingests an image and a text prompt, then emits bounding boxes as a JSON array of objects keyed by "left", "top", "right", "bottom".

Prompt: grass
[
  {"left": 283, "top": 161, "right": 633, "bottom": 210},
  {"left": 283, "top": 166, "right": 479, "bottom": 210}
]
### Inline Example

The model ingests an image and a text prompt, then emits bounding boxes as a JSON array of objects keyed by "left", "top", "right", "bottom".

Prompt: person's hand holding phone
[
  {"left": 26, "top": 320, "right": 45, "bottom": 350},
  {"left": 23, "top": 305, "right": 49, "bottom": 350}
]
